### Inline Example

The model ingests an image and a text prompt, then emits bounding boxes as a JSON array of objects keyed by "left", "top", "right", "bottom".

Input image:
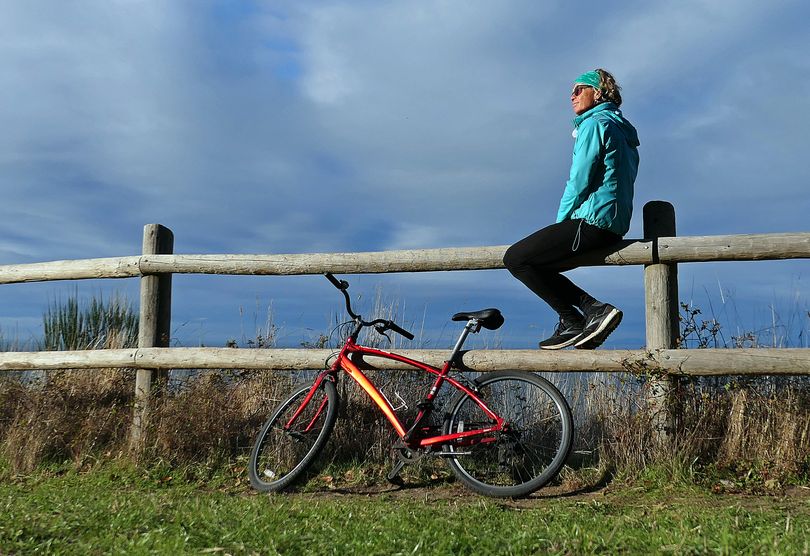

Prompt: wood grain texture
[
  {"left": 2, "top": 348, "right": 808, "bottom": 376},
  {"left": 1, "top": 233, "right": 807, "bottom": 284}
]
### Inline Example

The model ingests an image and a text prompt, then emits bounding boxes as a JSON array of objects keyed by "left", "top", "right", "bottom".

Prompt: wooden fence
[{"left": 1, "top": 201, "right": 809, "bottom": 444}]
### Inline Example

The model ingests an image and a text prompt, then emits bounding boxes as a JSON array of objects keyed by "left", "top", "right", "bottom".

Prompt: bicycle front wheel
[
  {"left": 443, "top": 370, "right": 573, "bottom": 498},
  {"left": 249, "top": 379, "right": 339, "bottom": 492}
]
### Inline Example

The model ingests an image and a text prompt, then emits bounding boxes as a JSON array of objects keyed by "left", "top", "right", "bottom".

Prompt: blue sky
[{"left": 1, "top": 1, "right": 808, "bottom": 350}]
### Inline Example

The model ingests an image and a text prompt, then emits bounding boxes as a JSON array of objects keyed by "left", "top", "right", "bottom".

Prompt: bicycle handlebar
[
  {"left": 324, "top": 273, "right": 414, "bottom": 341},
  {"left": 380, "top": 319, "right": 415, "bottom": 341},
  {"left": 325, "top": 272, "right": 348, "bottom": 291}
]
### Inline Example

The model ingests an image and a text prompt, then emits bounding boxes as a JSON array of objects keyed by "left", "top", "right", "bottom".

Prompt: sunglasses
[{"left": 571, "top": 85, "right": 594, "bottom": 97}]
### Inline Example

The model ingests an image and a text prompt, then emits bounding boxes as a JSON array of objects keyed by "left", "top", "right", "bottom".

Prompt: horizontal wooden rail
[
  {"left": 1, "top": 233, "right": 808, "bottom": 285},
  {"left": 2, "top": 348, "right": 809, "bottom": 376},
  {"left": 0, "top": 257, "right": 142, "bottom": 284}
]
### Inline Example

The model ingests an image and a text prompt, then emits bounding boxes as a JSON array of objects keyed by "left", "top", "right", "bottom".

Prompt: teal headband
[{"left": 574, "top": 70, "right": 600, "bottom": 88}]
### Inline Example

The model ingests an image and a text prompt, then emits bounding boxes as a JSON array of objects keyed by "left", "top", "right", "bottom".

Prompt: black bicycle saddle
[{"left": 451, "top": 308, "right": 504, "bottom": 330}]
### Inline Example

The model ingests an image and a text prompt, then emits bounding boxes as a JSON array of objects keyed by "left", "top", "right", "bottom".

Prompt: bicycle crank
[
  {"left": 386, "top": 441, "right": 426, "bottom": 485},
  {"left": 390, "top": 440, "right": 426, "bottom": 463}
]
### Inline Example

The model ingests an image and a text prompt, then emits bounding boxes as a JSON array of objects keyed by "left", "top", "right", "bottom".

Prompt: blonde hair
[{"left": 595, "top": 68, "right": 622, "bottom": 107}]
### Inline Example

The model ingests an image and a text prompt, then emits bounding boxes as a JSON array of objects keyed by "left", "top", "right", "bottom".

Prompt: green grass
[{"left": 1, "top": 464, "right": 809, "bottom": 555}]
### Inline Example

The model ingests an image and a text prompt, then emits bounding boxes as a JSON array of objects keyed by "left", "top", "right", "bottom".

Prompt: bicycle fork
[{"left": 284, "top": 372, "right": 334, "bottom": 432}]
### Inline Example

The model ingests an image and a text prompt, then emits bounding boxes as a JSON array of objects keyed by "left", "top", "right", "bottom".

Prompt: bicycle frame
[{"left": 293, "top": 330, "right": 505, "bottom": 451}]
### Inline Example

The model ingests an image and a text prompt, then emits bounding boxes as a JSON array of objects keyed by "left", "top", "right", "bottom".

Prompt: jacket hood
[{"left": 574, "top": 102, "right": 640, "bottom": 147}]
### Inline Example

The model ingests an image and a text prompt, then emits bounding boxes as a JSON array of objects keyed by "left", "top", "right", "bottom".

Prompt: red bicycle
[{"left": 249, "top": 273, "right": 573, "bottom": 497}]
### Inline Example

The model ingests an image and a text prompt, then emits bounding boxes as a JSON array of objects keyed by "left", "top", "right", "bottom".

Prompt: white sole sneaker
[
  {"left": 574, "top": 308, "right": 622, "bottom": 349},
  {"left": 539, "top": 332, "right": 584, "bottom": 350}
]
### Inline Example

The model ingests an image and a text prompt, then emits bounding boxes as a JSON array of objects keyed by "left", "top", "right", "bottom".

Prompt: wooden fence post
[
  {"left": 130, "top": 224, "right": 174, "bottom": 448},
  {"left": 643, "top": 201, "right": 679, "bottom": 449}
]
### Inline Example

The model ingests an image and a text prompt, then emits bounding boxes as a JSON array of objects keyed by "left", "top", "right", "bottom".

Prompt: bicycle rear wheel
[
  {"left": 249, "top": 379, "right": 339, "bottom": 492},
  {"left": 443, "top": 370, "right": 573, "bottom": 498}
]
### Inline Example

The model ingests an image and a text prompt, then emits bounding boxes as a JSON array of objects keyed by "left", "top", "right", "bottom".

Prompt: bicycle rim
[
  {"left": 444, "top": 371, "right": 573, "bottom": 498},
  {"left": 249, "top": 379, "right": 339, "bottom": 492}
]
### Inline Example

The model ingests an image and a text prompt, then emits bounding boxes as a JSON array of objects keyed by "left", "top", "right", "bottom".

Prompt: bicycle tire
[
  {"left": 443, "top": 370, "right": 573, "bottom": 498},
  {"left": 249, "top": 379, "right": 339, "bottom": 492}
]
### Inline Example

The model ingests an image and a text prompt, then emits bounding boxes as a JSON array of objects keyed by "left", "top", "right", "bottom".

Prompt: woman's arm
[{"left": 556, "top": 120, "right": 603, "bottom": 222}]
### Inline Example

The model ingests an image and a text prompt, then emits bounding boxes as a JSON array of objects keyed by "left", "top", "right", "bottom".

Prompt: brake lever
[{"left": 374, "top": 325, "right": 392, "bottom": 343}]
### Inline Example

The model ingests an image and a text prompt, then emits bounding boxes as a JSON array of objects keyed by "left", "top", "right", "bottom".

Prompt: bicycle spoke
[
  {"left": 249, "top": 381, "right": 339, "bottom": 492},
  {"left": 444, "top": 371, "right": 573, "bottom": 497}
]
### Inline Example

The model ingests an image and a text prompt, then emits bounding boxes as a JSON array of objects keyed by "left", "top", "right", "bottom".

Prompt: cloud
[{"left": 0, "top": 1, "right": 808, "bottom": 348}]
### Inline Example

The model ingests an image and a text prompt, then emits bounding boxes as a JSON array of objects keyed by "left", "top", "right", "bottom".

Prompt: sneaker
[
  {"left": 574, "top": 303, "right": 622, "bottom": 349},
  {"left": 539, "top": 318, "right": 584, "bottom": 350}
]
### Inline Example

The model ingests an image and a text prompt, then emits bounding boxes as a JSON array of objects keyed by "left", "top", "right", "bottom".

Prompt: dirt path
[{"left": 283, "top": 480, "right": 810, "bottom": 512}]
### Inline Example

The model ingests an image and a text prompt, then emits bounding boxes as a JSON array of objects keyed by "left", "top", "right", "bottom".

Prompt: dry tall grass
[
  {"left": 1, "top": 369, "right": 134, "bottom": 472},
  {"left": 585, "top": 375, "right": 809, "bottom": 479},
  {"left": 3, "top": 366, "right": 808, "bottom": 482}
]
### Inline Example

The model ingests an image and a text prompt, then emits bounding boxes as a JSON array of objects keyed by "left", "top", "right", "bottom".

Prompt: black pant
[{"left": 503, "top": 219, "right": 621, "bottom": 324}]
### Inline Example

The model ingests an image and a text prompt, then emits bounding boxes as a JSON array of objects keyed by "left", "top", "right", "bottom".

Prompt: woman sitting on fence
[{"left": 503, "top": 69, "right": 640, "bottom": 350}]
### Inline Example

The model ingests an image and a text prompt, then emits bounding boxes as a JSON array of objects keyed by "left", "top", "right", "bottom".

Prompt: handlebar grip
[
  {"left": 387, "top": 320, "right": 415, "bottom": 341},
  {"left": 325, "top": 273, "right": 349, "bottom": 290}
]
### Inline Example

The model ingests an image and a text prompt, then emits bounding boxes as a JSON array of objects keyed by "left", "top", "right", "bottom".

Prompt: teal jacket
[{"left": 556, "top": 102, "right": 640, "bottom": 237}]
